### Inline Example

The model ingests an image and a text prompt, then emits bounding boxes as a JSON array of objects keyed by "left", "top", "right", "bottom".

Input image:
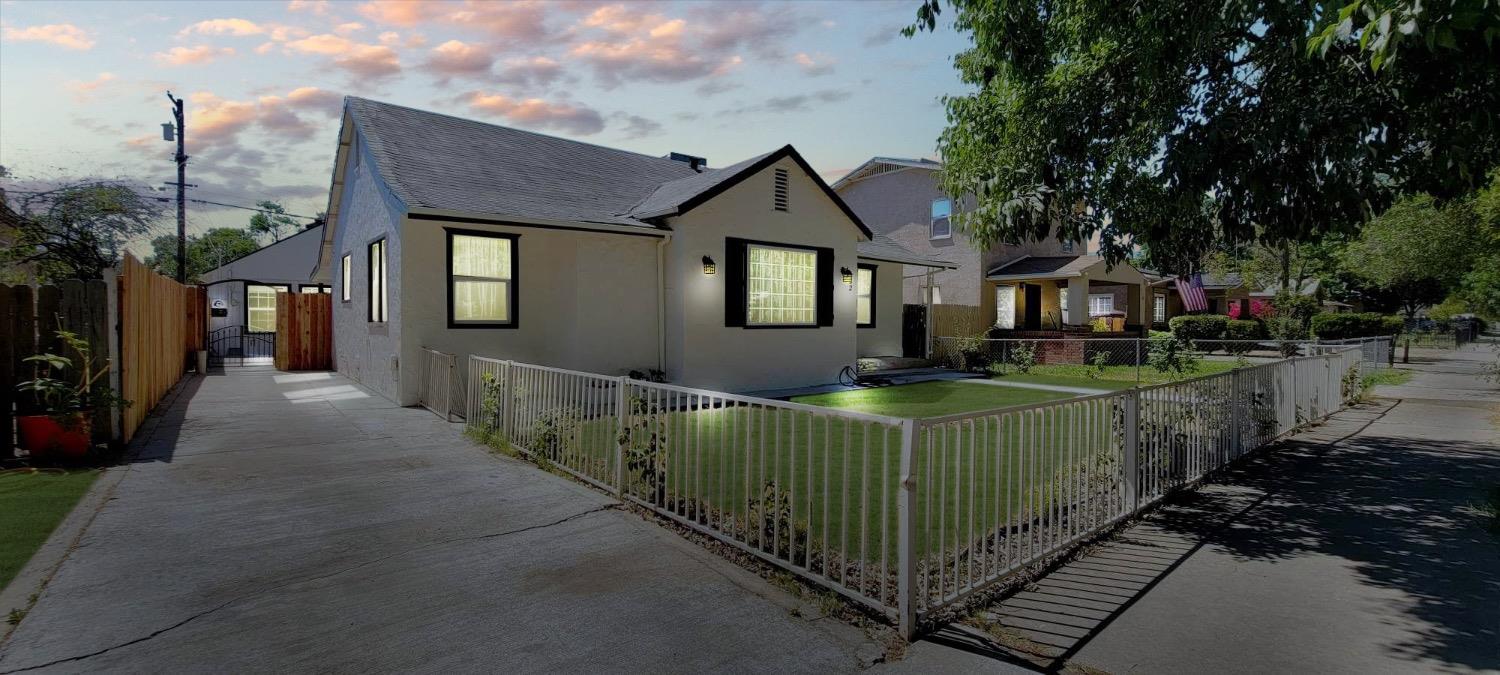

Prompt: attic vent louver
[{"left": 773, "top": 168, "right": 789, "bottom": 211}]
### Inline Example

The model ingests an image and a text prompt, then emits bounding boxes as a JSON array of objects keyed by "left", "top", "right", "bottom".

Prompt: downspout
[{"left": 657, "top": 232, "right": 671, "bottom": 374}]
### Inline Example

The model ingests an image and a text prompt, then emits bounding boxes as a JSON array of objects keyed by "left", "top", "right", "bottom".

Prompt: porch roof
[
  {"left": 986, "top": 254, "right": 1144, "bottom": 284},
  {"left": 856, "top": 234, "right": 959, "bottom": 269}
]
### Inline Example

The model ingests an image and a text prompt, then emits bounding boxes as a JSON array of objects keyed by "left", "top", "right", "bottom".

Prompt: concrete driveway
[{"left": 0, "top": 367, "right": 884, "bottom": 673}]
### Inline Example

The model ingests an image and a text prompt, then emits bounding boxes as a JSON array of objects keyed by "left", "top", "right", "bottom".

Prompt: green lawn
[
  {"left": 1362, "top": 367, "right": 1414, "bottom": 388},
  {"left": 987, "top": 372, "right": 1137, "bottom": 391},
  {"left": 0, "top": 469, "right": 99, "bottom": 592},
  {"left": 791, "top": 380, "right": 1073, "bottom": 417}
]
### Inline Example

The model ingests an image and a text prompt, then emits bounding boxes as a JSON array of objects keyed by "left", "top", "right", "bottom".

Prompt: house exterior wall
[
  {"left": 331, "top": 135, "right": 404, "bottom": 402},
  {"left": 856, "top": 259, "right": 903, "bottom": 357},
  {"left": 837, "top": 167, "right": 1077, "bottom": 312},
  {"left": 395, "top": 218, "right": 660, "bottom": 405},
  {"left": 665, "top": 158, "right": 860, "bottom": 392}
]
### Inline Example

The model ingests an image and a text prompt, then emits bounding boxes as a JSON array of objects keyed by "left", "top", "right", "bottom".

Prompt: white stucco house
[
  {"left": 313, "top": 97, "right": 950, "bottom": 404},
  {"left": 199, "top": 223, "right": 330, "bottom": 362}
]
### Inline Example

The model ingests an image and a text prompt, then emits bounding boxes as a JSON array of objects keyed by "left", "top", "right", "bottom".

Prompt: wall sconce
[
  {"left": 841, "top": 266, "right": 854, "bottom": 286},
  {"left": 702, "top": 255, "right": 716, "bottom": 275}
]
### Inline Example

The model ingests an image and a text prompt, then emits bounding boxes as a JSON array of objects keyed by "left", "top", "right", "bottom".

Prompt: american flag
[{"left": 1175, "top": 274, "right": 1209, "bottom": 312}]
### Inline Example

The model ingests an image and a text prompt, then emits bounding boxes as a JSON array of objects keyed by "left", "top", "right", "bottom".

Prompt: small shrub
[
  {"left": 1311, "top": 312, "right": 1401, "bottom": 340},
  {"left": 950, "top": 332, "right": 993, "bottom": 373},
  {"left": 1148, "top": 334, "right": 1200, "bottom": 376},
  {"left": 1086, "top": 351, "right": 1109, "bottom": 379},
  {"left": 1169, "top": 314, "right": 1228, "bottom": 341},
  {"left": 1224, "top": 320, "right": 1261, "bottom": 355},
  {"left": 1010, "top": 340, "right": 1038, "bottom": 374}
]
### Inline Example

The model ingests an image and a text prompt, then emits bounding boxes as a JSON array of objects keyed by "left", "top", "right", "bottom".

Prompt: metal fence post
[
  {"left": 897, "top": 417, "right": 919, "bottom": 641},
  {"left": 1230, "top": 369, "right": 1243, "bottom": 458},
  {"left": 1122, "top": 389, "right": 1140, "bottom": 510},
  {"left": 615, "top": 375, "right": 629, "bottom": 496},
  {"left": 500, "top": 361, "right": 513, "bottom": 442},
  {"left": 1135, "top": 338, "right": 1142, "bottom": 384}
]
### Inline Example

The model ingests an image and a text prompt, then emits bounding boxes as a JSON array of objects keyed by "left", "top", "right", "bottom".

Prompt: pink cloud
[
  {"left": 423, "top": 40, "right": 492, "bottom": 81},
  {"left": 178, "top": 18, "right": 264, "bottom": 36},
  {"left": 285, "top": 87, "right": 344, "bottom": 116},
  {"left": 565, "top": 3, "right": 792, "bottom": 89},
  {"left": 2, "top": 23, "right": 95, "bottom": 50},
  {"left": 334, "top": 22, "right": 365, "bottom": 36},
  {"left": 64, "top": 72, "right": 116, "bottom": 101},
  {"left": 794, "top": 52, "right": 835, "bottom": 77},
  {"left": 287, "top": 0, "right": 331, "bottom": 15},
  {"left": 357, "top": 0, "right": 555, "bottom": 45},
  {"left": 493, "top": 56, "right": 564, "bottom": 88},
  {"left": 458, "top": 91, "right": 604, "bottom": 135},
  {"left": 357, "top": 0, "right": 447, "bottom": 26},
  {"left": 284, "top": 34, "right": 401, "bottom": 79},
  {"left": 189, "top": 93, "right": 259, "bottom": 147},
  {"left": 155, "top": 45, "right": 237, "bottom": 66}
]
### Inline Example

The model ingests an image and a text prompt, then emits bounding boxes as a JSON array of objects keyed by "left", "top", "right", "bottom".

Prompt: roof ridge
[{"left": 345, "top": 96, "right": 687, "bottom": 169}]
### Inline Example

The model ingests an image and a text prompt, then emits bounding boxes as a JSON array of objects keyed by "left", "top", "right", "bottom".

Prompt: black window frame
[
  {"left": 340, "top": 253, "right": 351, "bottom": 302},
  {"left": 856, "top": 263, "right": 877, "bottom": 328},
  {"left": 724, "top": 237, "right": 834, "bottom": 330},
  {"left": 445, "top": 227, "right": 520, "bottom": 329},
  {"left": 368, "top": 238, "right": 387, "bottom": 323}
]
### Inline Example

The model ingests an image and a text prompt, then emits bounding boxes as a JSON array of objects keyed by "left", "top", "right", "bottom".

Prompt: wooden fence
[
  {"left": 930, "top": 303, "right": 986, "bottom": 338},
  {"left": 119, "top": 255, "right": 205, "bottom": 443},
  {"left": 275, "top": 292, "right": 332, "bottom": 371},
  {"left": 0, "top": 281, "right": 111, "bottom": 455}
]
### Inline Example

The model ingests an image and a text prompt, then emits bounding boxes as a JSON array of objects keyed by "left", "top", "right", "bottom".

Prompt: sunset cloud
[
  {"left": 794, "top": 52, "right": 835, "bottom": 77},
  {"left": 610, "top": 112, "right": 662, "bottom": 139},
  {"left": 493, "top": 56, "right": 564, "bottom": 88},
  {"left": 423, "top": 40, "right": 492, "bottom": 82},
  {"left": 357, "top": 0, "right": 556, "bottom": 45},
  {"left": 284, "top": 34, "right": 401, "bottom": 79},
  {"left": 155, "top": 45, "right": 237, "bottom": 66},
  {"left": 2, "top": 23, "right": 95, "bottom": 50},
  {"left": 458, "top": 91, "right": 604, "bottom": 135},
  {"left": 179, "top": 18, "right": 264, "bottom": 37},
  {"left": 63, "top": 72, "right": 116, "bottom": 101}
]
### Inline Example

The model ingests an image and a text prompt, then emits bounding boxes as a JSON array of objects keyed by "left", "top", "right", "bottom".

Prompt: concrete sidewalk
[
  {"left": 909, "top": 347, "right": 1500, "bottom": 674},
  {"left": 0, "top": 367, "right": 885, "bottom": 673}
]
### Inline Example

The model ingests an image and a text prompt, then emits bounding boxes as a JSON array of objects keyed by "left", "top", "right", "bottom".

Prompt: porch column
[
  {"left": 1065, "top": 274, "right": 1091, "bottom": 328},
  {"left": 1126, "top": 282, "right": 1144, "bottom": 330}
]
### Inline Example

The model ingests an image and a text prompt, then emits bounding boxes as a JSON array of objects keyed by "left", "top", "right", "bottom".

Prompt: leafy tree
[
  {"left": 1340, "top": 194, "right": 1474, "bottom": 318},
  {"left": 2, "top": 181, "right": 161, "bottom": 281},
  {"left": 145, "top": 227, "right": 262, "bottom": 283},
  {"left": 1456, "top": 174, "right": 1500, "bottom": 318},
  {"left": 905, "top": 0, "right": 1500, "bottom": 272},
  {"left": 247, "top": 201, "right": 298, "bottom": 243}
]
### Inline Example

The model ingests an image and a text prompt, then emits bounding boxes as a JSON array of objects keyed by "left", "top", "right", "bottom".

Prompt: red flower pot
[{"left": 16, "top": 413, "right": 92, "bottom": 459}]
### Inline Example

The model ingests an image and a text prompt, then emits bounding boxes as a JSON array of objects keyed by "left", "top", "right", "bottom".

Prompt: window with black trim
[
  {"left": 448, "top": 230, "right": 517, "bottom": 327},
  {"left": 340, "top": 254, "right": 351, "bottom": 302},
  {"left": 299, "top": 284, "right": 331, "bottom": 294},
  {"left": 856, "top": 264, "right": 876, "bottom": 327},
  {"left": 368, "top": 238, "right": 387, "bottom": 322},
  {"left": 723, "top": 238, "right": 832, "bottom": 329},
  {"left": 246, "top": 284, "right": 289, "bottom": 333}
]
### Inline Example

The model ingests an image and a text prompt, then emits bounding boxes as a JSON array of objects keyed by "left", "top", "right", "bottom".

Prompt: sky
[{"left": 0, "top": 0, "right": 970, "bottom": 248}]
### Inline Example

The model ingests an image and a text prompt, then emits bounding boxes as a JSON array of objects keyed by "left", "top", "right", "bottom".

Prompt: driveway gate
[{"left": 207, "top": 325, "right": 275, "bottom": 366}]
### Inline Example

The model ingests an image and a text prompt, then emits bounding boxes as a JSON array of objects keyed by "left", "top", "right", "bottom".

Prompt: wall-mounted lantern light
[
  {"left": 841, "top": 266, "right": 854, "bottom": 286},
  {"left": 702, "top": 255, "right": 716, "bottom": 275}
]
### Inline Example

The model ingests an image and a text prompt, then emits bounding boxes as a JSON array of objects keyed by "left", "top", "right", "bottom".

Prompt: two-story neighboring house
[{"left": 834, "top": 157, "right": 1151, "bottom": 338}]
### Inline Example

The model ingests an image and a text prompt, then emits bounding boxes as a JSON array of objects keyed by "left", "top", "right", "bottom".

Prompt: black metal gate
[{"left": 207, "top": 325, "right": 275, "bottom": 366}]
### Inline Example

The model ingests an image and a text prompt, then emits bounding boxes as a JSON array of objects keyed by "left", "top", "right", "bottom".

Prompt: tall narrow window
[
  {"left": 368, "top": 238, "right": 387, "bottom": 322},
  {"left": 340, "top": 254, "right": 351, "bottom": 302},
  {"left": 448, "top": 230, "right": 516, "bottom": 327},
  {"left": 1154, "top": 293, "right": 1167, "bottom": 322},
  {"left": 995, "top": 285, "right": 1016, "bottom": 329},
  {"left": 773, "top": 168, "right": 789, "bottom": 211},
  {"left": 856, "top": 265, "right": 875, "bottom": 327},
  {"left": 747, "top": 244, "right": 816, "bottom": 326},
  {"left": 930, "top": 199, "right": 952, "bottom": 239},
  {"left": 246, "top": 284, "right": 288, "bottom": 333}
]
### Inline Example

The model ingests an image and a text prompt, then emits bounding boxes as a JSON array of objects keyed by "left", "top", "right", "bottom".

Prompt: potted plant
[{"left": 14, "top": 328, "right": 130, "bottom": 460}]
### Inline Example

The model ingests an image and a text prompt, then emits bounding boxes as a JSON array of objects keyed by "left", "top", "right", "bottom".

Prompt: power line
[{"left": 4, "top": 189, "right": 320, "bottom": 220}]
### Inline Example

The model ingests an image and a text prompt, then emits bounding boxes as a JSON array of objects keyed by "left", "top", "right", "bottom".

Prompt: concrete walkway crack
[{"left": 0, "top": 504, "right": 622, "bottom": 674}]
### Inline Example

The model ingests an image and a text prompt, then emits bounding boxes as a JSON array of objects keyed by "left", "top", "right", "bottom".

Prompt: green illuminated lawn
[
  {"left": 790, "top": 380, "right": 1073, "bottom": 417},
  {"left": 0, "top": 469, "right": 99, "bottom": 592}
]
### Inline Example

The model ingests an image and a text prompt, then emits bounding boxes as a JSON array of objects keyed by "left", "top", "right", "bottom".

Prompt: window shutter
[
  {"left": 816, "top": 247, "right": 834, "bottom": 326},
  {"left": 724, "top": 239, "right": 747, "bottom": 327}
]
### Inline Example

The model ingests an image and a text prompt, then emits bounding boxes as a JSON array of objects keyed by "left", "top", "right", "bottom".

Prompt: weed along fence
[{"left": 464, "top": 347, "right": 1365, "bottom": 638}]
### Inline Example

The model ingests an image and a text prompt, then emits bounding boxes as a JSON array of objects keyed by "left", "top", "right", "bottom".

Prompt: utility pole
[{"left": 165, "top": 92, "right": 187, "bottom": 283}]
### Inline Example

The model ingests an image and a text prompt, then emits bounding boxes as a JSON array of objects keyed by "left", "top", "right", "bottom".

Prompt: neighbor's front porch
[{"left": 983, "top": 255, "right": 1151, "bottom": 336}]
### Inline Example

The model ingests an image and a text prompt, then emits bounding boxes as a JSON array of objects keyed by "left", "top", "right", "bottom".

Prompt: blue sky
[{"left": 0, "top": 0, "right": 968, "bottom": 244}]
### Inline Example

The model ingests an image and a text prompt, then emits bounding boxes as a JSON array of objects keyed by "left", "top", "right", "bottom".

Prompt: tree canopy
[
  {"left": 247, "top": 201, "right": 299, "bottom": 243},
  {"left": 2, "top": 181, "right": 161, "bottom": 281},
  {"left": 907, "top": 0, "right": 1500, "bottom": 273},
  {"left": 145, "top": 227, "right": 262, "bottom": 283},
  {"left": 1339, "top": 193, "right": 1476, "bottom": 317}
]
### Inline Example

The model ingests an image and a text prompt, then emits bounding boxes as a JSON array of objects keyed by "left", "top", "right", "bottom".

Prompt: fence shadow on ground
[
  {"left": 922, "top": 403, "right": 1500, "bottom": 673},
  {"left": 123, "top": 374, "right": 203, "bottom": 464}
]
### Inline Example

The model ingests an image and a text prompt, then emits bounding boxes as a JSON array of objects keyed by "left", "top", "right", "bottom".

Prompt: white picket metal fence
[
  {"left": 464, "top": 346, "right": 1366, "bottom": 638},
  {"left": 417, "top": 346, "right": 458, "bottom": 421}
]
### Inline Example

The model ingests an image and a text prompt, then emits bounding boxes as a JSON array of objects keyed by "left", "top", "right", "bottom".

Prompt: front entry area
[{"left": 207, "top": 325, "right": 275, "bottom": 366}]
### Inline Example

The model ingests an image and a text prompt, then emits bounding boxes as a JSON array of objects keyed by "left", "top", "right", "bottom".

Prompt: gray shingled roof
[
  {"left": 856, "top": 234, "right": 958, "bottom": 269},
  {"left": 347, "top": 97, "right": 701, "bottom": 227},
  {"left": 988, "top": 255, "right": 1098, "bottom": 278},
  {"left": 625, "top": 151, "right": 774, "bottom": 219}
]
